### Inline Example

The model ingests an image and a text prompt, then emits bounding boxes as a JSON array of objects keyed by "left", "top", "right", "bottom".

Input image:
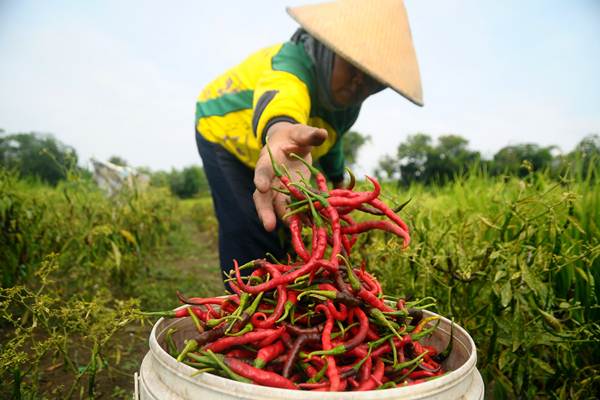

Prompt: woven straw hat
[{"left": 287, "top": 0, "right": 423, "bottom": 106}]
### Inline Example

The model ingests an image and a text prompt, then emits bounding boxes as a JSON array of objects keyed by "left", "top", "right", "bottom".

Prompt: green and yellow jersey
[{"left": 195, "top": 41, "right": 361, "bottom": 182}]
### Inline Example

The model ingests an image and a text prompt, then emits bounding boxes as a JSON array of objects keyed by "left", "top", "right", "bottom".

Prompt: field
[{"left": 1, "top": 167, "right": 598, "bottom": 399}]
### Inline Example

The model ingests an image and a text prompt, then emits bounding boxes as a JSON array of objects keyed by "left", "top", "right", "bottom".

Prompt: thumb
[{"left": 290, "top": 126, "right": 328, "bottom": 148}]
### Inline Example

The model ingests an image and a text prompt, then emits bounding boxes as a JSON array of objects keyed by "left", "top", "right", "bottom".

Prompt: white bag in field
[{"left": 90, "top": 158, "right": 149, "bottom": 196}]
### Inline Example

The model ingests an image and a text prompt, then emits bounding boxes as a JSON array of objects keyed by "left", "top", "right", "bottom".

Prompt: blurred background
[{"left": 1, "top": 1, "right": 599, "bottom": 399}]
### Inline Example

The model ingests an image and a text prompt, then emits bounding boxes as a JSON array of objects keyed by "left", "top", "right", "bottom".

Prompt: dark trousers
[{"left": 195, "top": 131, "right": 289, "bottom": 288}]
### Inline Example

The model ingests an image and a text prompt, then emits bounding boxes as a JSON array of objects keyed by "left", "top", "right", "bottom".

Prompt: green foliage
[
  {"left": 190, "top": 197, "right": 218, "bottom": 237},
  {"left": 492, "top": 143, "right": 556, "bottom": 177},
  {"left": 108, "top": 155, "right": 128, "bottom": 167},
  {"left": 0, "top": 256, "right": 145, "bottom": 399},
  {"left": 355, "top": 168, "right": 600, "bottom": 399},
  {"left": 147, "top": 165, "right": 209, "bottom": 199},
  {"left": 560, "top": 133, "right": 600, "bottom": 182},
  {"left": 341, "top": 130, "right": 371, "bottom": 168},
  {"left": 168, "top": 165, "right": 209, "bottom": 199},
  {"left": 0, "top": 131, "right": 78, "bottom": 185},
  {"left": 378, "top": 133, "right": 599, "bottom": 187},
  {"left": 384, "top": 133, "right": 481, "bottom": 186},
  {"left": 0, "top": 167, "right": 181, "bottom": 398},
  {"left": 0, "top": 169, "right": 176, "bottom": 290}
]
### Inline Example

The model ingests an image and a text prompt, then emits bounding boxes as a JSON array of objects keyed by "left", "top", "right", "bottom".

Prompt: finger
[
  {"left": 253, "top": 189, "right": 277, "bottom": 232},
  {"left": 290, "top": 126, "right": 328, "bottom": 149},
  {"left": 254, "top": 152, "right": 275, "bottom": 193},
  {"left": 273, "top": 192, "right": 289, "bottom": 224}
]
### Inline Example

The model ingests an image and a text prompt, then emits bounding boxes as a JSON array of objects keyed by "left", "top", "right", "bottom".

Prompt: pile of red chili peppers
[{"left": 149, "top": 155, "right": 452, "bottom": 392}]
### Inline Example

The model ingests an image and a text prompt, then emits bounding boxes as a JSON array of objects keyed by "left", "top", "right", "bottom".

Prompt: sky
[{"left": 1, "top": 0, "right": 599, "bottom": 175}]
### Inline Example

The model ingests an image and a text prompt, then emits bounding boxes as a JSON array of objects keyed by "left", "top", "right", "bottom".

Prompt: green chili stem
[
  {"left": 307, "top": 361, "right": 328, "bottom": 383},
  {"left": 227, "top": 323, "right": 253, "bottom": 337},
  {"left": 176, "top": 339, "right": 198, "bottom": 362},
  {"left": 205, "top": 350, "right": 253, "bottom": 384},
  {"left": 187, "top": 308, "right": 204, "bottom": 333}
]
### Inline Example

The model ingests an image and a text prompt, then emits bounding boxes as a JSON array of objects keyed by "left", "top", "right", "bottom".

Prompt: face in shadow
[{"left": 330, "top": 55, "right": 386, "bottom": 107}]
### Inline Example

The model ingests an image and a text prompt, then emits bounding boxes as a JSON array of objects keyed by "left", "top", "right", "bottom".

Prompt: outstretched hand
[{"left": 253, "top": 122, "right": 328, "bottom": 231}]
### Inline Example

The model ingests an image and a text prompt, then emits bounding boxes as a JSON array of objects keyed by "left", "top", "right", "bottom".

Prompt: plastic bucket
[{"left": 135, "top": 309, "right": 483, "bottom": 399}]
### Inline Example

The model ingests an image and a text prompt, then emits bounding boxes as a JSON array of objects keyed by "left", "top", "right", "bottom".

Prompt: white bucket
[{"left": 135, "top": 310, "right": 483, "bottom": 400}]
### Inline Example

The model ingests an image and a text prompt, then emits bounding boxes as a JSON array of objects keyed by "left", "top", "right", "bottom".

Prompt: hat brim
[{"left": 287, "top": 0, "right": 424, "bottom": 106}]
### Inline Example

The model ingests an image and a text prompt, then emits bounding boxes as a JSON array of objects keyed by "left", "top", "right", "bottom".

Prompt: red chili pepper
[
  {"left": 359, "top": 355, "right": 372, "bottom": 384},
  {"left": 341, "top": 220, "right": 410, "bottom": 247},
  {"left": 143, "top": 306, "right": 208, "bottom": 320},
  {"left": 251, "top": 266, "right": 287, "bottom": 329},
  {"left": 312, "top": 226, "right": 328, "bottom": 259},
  {"left": 228, "top": 281, "right": 243, "bottom": 296},
  {"left": 275, "top": 290, "right": 298, "bottom": 323},
  {"left": 368, "top": 198, "right": 410, "bottom": 233},
  {"left": 326, "top": 300, "right": 347, "bottom": 321},
  {"left": 408, "top": 370, "right": 440, "bottom": 380},
  {"left": 280, "top": 331, "right": 294, "bottom": 349},
  {"left": 256, "top": 326, "right": 286, "bottom": 348},
  {"left": 366, "top": 325, "right": 380, "bottom": 341},
  {"left": 204, "top": 303, "right": 220, "bottom": 319},
  {"left": 226, "top": 348, "right": 255, "bottom": 359},
  {"left": 254, "top": 340, "right": 285, "bottom": 369},
  {"left": 356, "top": 357, "right": 385, "bottom": 391},
  {"left": 326, "top": 176, "right": 381, "bottom": 208},
  {"left": 315, "top": 303, "right": 341, "bottom": 391},
  {"left": 358, "top": 288, "right": 395, "bottom": 312},
  {"left": 176, "top": 291, "right": 237, "bottom": 306},
  {"left": 355, "top": 268, "right": 382, "bottom": 295},
  {"left": 310, "top": 223, "right": 319, "bottom": 256},
  {"left": 302, "top": 362, "right": 318, "bottom": 379},
  {"left": 341, "top": 233, "right": 353, "bottom": 255},
  {"left": 298, "top": 381, "right": 329, "bottom": 390},
  {"left": 234, "top": 258, "right": 319, "bottom": 295},
  {"left": 321, "top": 205, "right": 342, "bottom": 268},
  {"left": 278, "top": 175, "right": 306, "bottom": 201},
  {"left": 223, "top": 356, "right": 298, "bottom": 390},
  {"left": 204, "top": 328, "right": 282, "bottom": 353},
  {"left": 289, "top": 214, "right": 310, "bottom": 262}
]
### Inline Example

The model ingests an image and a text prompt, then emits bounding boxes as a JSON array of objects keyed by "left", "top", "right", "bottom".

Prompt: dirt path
[{"left": 94, "top": 208, "right": 223, "bottom": 398}]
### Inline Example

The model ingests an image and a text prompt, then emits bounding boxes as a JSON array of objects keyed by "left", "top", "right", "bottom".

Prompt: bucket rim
[{"left": 148, "top": 306, "right": 478, "bottom": 399}]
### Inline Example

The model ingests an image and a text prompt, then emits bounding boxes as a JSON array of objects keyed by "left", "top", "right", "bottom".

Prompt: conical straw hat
[{"left": 287, "top": 0, "right": 423, "bottom": 106}]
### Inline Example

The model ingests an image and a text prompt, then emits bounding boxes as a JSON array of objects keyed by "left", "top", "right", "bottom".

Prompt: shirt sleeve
[{"left": 252, "top": 70, "right": 311, "bottom": 145}]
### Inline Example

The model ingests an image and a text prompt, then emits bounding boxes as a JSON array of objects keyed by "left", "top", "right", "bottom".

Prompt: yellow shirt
[{"left": 195, "top": 41, "right": 361, "bottom": 182}]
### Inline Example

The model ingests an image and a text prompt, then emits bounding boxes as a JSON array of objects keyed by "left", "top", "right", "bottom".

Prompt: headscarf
[{"left": 291, "top": 28, "right": 341, "bottom": 111}]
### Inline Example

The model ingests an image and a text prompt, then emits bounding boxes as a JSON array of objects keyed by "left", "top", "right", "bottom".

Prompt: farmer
[{"left": 195, "top": 0, "right": 423, "bottom": 286}]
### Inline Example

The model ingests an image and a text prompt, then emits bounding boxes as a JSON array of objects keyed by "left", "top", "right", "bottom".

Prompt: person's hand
[{"left": 253, "top": 121, "right": 328, "bottom": 231}]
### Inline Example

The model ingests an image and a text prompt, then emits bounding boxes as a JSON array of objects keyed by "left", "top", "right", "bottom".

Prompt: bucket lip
[{"left": 148, "top": 308, "right": 478, "bottom": 399}]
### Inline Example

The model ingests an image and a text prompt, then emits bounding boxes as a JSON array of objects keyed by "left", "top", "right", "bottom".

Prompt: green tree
[
  {"left": 492, "top": 143, "right": 556, "bottom": 177},
  {"left": 382, "top": 133, "right": 480, "bottom": 186},
  {"left": 149, "top": 170, "right": 170, "bottom": 187},
  {"left": 0, "top": 131, "right": 78, "bottom": 185},
  {"left": 396, "top": 133, "right": 433, "bottom": 185},
  {"left": 375, "top": 154, "right": 398, "bottom": 181},
  {"left": 342, "top": 130, "right": 371, "bottom": 168},
  {"left": 169, "top": 166, "right": 208, "bottom": 198},
  {"left": 108, "top": 155, "right": 128, "bottom": 167},
  {"left": 565, "top": 133, "right": 600, "bottom": 180},
  {"left": 426, "top": 135, "right": 480, "bottom": 183}
]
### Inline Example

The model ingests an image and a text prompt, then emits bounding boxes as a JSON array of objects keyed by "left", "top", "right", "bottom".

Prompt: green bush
[
  {"left": 355, "top": 169, "right": 599, "bottom": 399},
  {"left": 0, "top": 132, "right": 79, "bottom": 185},
  {"left": 0, "top": 168, "right": 180, "bottom": 398}
]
